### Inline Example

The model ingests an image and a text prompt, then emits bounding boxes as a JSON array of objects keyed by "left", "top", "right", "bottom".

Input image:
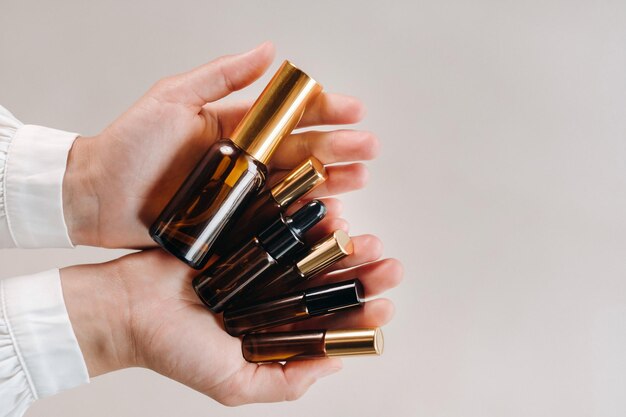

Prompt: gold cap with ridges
[
  {"left": 270, "top": 157, "right": 327, "bottom": 207},
  {"left": 296, "top": 230, "right": 353, "bottom": 277},
  {"left": 325, "top": 328, "right": 384, "bottom": 357},
  {"left": 231, "top": 61, "right": 323, "bottom": 165}
]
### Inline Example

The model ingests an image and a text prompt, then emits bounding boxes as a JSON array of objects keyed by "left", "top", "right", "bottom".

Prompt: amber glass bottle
[
  {"left": 150, "top": 61, "right": 322, "bottom": 269},
  {"left": 239, "top": 230, "right": 353, "bottom": 303},
  {"left": 242, "top": 328, "right": 384, "bottom": 363},
  {"left": 192, "top": 200, "right": 326, "bottom": 313},
  {"left": 214, "top": 156, "right": 327, "bottom": 256},
  {"left": 223, "top": 279, "right": 363, "bottom": 336}
]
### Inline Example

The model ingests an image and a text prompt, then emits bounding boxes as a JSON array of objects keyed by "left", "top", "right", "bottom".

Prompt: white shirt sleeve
[
  {"left": 0, "top": 105, "right": 77, "bottom": 248},
  {"left": 0, "top": 270, "right": 89, "bottom": 417},
  {"left": 0, "top": 106, "right": 89, "bottom": 416}
]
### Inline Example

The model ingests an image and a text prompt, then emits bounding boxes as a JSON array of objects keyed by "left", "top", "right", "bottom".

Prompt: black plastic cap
[
  {"left": 258, "top": 200, "right": 326, "bottom": 262},
  {"left": 304, "top": 279, "right": 364, "bottom": 316}
]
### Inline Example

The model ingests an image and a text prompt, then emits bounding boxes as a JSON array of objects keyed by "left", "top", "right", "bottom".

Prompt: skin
[{"left": 59, "top": 42, "right": 403, "bottom": 405}]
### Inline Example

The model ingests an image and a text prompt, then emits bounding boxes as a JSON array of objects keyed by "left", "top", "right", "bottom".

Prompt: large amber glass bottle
[{"left": 150, "top": 61, "right": 322, "bottom": 269}]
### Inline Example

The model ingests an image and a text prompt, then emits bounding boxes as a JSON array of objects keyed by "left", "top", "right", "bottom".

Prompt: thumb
[{"left": 155, "top": 41, "right": 275, "bottom": 107}]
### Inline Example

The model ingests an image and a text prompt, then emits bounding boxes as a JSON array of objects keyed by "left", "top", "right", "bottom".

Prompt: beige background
[{"left": 1, "top": 1, "right": 626, "bottom": 416}]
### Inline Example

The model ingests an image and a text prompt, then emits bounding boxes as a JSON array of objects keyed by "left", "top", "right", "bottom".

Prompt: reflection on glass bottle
[{"left": 151, "top": 140, "right": 265, "bottom": 268}]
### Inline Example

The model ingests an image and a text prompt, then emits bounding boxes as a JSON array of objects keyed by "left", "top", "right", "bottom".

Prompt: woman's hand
[
  {"left": 63, "top": 42, "right": 379, "bottom": 248},
  {"left": 60, "top": 223, "right": 402, "bottom": 404}
]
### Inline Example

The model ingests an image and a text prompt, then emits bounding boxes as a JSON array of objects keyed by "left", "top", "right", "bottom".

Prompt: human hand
[
  {"left": 60, "top": 223, "right": 402, "bottom": 404},
  {"left": 63, "top": 42, "right": 379, "bottom": 248}
]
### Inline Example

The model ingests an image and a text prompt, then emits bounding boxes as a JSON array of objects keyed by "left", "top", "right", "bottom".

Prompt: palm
[
  {"left": 89, "top": 95, "right": 225, "bottom": 248},
  {"left": 83, "top": 43, "right": 376, "bottom": 249},
  {"left": 121, "top": 225, "right": 400, "bottom": 404}
]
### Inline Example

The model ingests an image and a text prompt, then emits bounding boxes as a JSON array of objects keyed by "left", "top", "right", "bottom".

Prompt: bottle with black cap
[
  {"left": 223, "top": 279, "right": 363, "bottom": 336},
  {"left": 192, "top": 200, "right": 326, "bottom": 313},
  {"left": 214, "top": 156, "right": 327, "bottom": 256},
  {"left": 239, "top": 230, "right": 353, "bottom": 303}
]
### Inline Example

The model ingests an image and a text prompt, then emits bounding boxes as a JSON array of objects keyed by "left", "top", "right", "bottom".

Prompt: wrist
[
  {"left": 60, "top": 261, "right": 137, "bottom": 376},
  {"left": 62, "top": 136, "right": 100, "bottom": 246}
]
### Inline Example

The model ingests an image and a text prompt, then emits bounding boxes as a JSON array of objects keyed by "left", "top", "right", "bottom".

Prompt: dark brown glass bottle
[
  {"left": 242, "top": 328, "right": 384, "bottom": 363},
  {"left": 223, "top": 279, "right": 363, "bottom": 336},
  {"left": 150, "top": 61, "right": 322, "bottom": 269},
  {"left": 192, "top": 200, "right": 326, "bottom": 313},
  {"left": 151, "top": 140, "right": 265, "bottom": 268},
  {"left": 214, "top": 156, "right": 327, "bottom": 256},
  {"left": 240, "top": 229, "right": 353, "bottom": 303}
]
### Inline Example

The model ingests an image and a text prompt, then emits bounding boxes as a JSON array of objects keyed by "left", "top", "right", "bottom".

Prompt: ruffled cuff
[
  {"left": 4, "top": 124, "right": 78, "bottom": 248},
  {"left": 0, "top": 270, "right": 89, "bottom": 416}
]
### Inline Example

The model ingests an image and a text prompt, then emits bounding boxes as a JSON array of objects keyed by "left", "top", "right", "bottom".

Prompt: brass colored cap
[
  {"left": 296, "top": 230, "right": 353, "bottom": 277},
  {"left": 325, "top": 328, "right": 384, "bottom": 357},
  {"left": 231, "top": 60, "right": 323, "bottom": 164},
  {"left": 270, "top": 157, "right": 327, "bottom": 207}
]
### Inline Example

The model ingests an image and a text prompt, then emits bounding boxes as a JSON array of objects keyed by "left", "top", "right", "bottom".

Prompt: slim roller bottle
[
  {"left": 243, "top": 230, "right": 353, "bottom": 302},
  {"left": 242, "top": 328, "right": 383, "bottom": 363},
  {"left": 150, "top": 61, "right": 323, "bottom": 269},
  {"left": 215, "top": 156, "right": 327, "bottom": 255},
  {"left": 193, "top": 200, "right": 326, "bottom": 313},
  {"left": 224, "top": 279, "right": 364, "bottom": 336}
]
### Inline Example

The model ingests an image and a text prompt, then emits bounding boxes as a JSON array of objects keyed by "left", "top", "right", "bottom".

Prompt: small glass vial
[
  {"left": 242, "top": 328, "right": 384, "bottom": 363},
  {"left": 214, "top": 156, "right": 327, "bottom": 256},
  {"left": 241, "top": 230, "right": 353, "bottom": 302},
  {"left": 192, "top": 200, "right": 326, "bottom": 313},
  {"left": 223, "top": 279, "right": 363, "bottom": 336}
]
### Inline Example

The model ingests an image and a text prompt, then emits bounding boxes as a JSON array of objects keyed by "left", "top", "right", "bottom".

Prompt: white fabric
[
  {"left": 0, "top": 105, "right": 76, "bottom": 248},
  {"left": 0, "top": 106, "right": 89, "bottom": 417},
  {"left": 0, "top": 270, "right": 89, "bottom": 417}
]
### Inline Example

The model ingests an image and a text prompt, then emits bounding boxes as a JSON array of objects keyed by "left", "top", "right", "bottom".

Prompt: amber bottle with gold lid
[
  {"left": 214, "top": 157, "right": 327, "bottom": 255},
  {"left": 236, "top": 230, "right": 353, "bottom": 303},
  {"left": 242, "top": 328, "right": 383, "bottom": 363},
  {"left": 150, "top": 61, "right": 323, "bottom": 269},
  {"left": 193, "top": 200, "right": 327, "bottom": 313}
]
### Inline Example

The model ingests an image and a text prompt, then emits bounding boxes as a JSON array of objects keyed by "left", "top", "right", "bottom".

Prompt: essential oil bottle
[
  {"left": 150, "top": 61, "right": 322, "bottom": 269},
  {"left": 242, "top": 328, "right": 383, "bottom": 363},
  {"left": 192, "top": 200, "right": 326, "bottom": 313}
]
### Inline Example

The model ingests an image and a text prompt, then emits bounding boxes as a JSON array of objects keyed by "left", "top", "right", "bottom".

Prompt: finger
[
  {"left": 270, "top": 130, "right": 379, "bottom": 169},
  {"left": 278, "top": 298, "right": 395, "bottom": 332},
  {"left": 221, "top": 358, "right": 342, "bottom": 404},
  {"left": 298, "top": 93, "right": 366, "bottom": 127},
  {"left": 210, "top": 93, "right": 366, "bottom": 137},
  {"left": 153, "top": 42, "right": 275, "bottom": 108},
  {"left": 309, "top": 258, "right": 404, "bottom": 298},
  {"left": 269, "top": 163, "right": 369, "bottom": 198},
  {"left": 305, "top": 217, "right": 349, "bottom": 244}
]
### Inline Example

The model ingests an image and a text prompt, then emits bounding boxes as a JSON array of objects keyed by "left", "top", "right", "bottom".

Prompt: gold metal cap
[
  {"left": 325, "top": 328, "right": 384, "bottom": 357},
  {"left": 231, "top": 61, "right": 323, "bottom": 164},
  {"left": 270, "top": 157, "right": 327, "bottom": 207},
  {"left": 296, "top": 230, "right": 353, "bottom": 277}
]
